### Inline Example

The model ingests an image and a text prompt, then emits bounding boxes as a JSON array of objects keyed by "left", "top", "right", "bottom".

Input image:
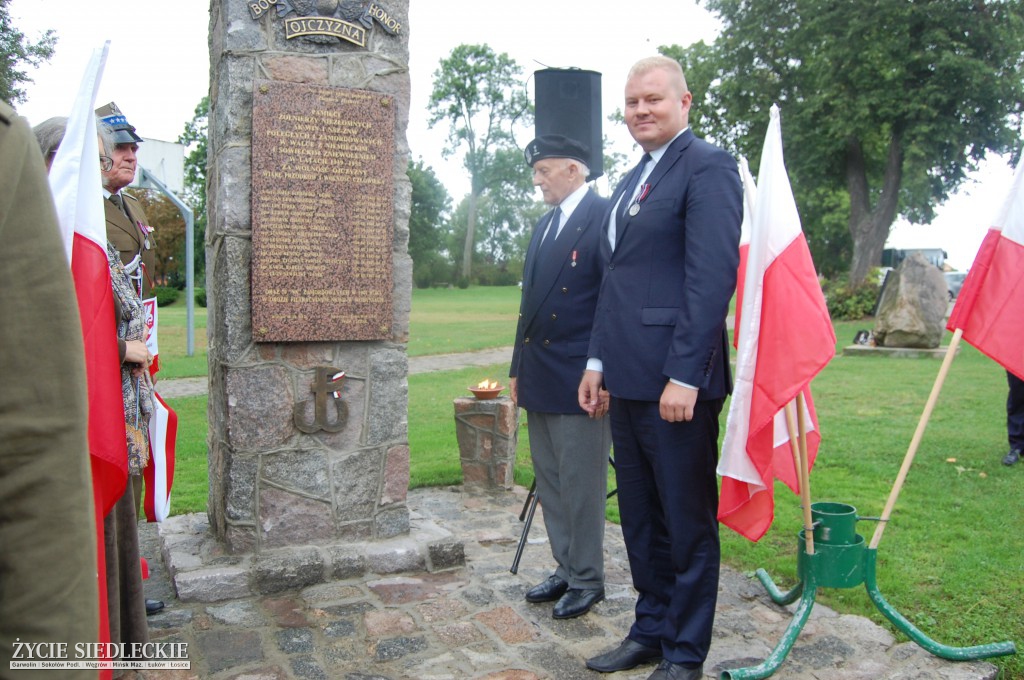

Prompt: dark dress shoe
[
  {"left": 647, "top": 659, "right": 704, "bottom": 679},
  {"left": 586, "top": 637, "right": 662, "bottom": 672},
  {"left": 1003, "top": 448, "right": 1022, "bottom": 466},
  {"left": 525, "top": 575, "right": 568, "bottom": 603},
  {"left": 552, "top": 587, "right": 604, "bottom": 619},
  {"left": 145, "top": 599, "right": 165, "bottom": 615}
]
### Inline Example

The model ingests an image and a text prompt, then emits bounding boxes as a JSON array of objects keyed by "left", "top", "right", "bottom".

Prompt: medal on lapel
[
  {"left": 628, "top": 183, "right": 652, "bottom": 217},
  {"left": 571, "top": 250, "right": 578, "bottom": 268}
]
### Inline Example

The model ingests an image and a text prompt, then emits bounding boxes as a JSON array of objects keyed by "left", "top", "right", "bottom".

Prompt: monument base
[
  {"left": 842, "top": 344, "right": 958, "bottom": 359},
  {"left": 158, "top": 505, "right": 465, "bottom": 603}
]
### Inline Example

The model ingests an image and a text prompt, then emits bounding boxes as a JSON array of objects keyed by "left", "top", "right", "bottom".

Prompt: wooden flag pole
[
  {"left": 784, "top": 398, "right": 814, "bottom": 554},
  {"left": 869, "top": 328, "right": 963, "bottom": 550}
]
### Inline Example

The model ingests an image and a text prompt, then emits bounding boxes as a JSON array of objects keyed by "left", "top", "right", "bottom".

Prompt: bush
[
  {"left": 822, "top": 276, "right": 881, "bottom": 320},
  {"left": 455, "top": 276, "right": 470, "bottom": 289},
  {"left": 151, "top": 286, "right": 180, "bottom": 307},
  {"left": 195, "top": 287, "right": 206, "bottom": 307}
]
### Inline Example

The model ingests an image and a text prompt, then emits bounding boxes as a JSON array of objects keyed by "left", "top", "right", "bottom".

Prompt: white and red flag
[
  {"left": 718, "top": 104, "right": 836, "bottom": 542},
  {"left": 49, "top": 42, "right": 120, "bottom": 678},
  {"left": 50, "top": 42, "right": 128, "bottom": 518},
  {"left": 142, "top": 299, "right": 177, "bottom": 522},
  {"left": 732, "top": 156, "right": 757, "bottom": 349},
  {"left": 946, "top": 157, "right": 1024, "bottom": 380}
]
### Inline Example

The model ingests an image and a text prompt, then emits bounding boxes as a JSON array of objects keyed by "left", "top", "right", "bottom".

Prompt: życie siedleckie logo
[{"left": 248, "top": 0, "right": 401, "bottom": 48}]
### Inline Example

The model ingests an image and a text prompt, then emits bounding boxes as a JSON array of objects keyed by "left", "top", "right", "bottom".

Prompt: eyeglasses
[{"left": 99, "top": 155, "right": 113, "bottom": 171}]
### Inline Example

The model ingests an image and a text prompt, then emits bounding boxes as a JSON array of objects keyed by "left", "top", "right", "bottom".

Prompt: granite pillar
[{"left": 206, "top": 0, "right": 412, "bottom": 555}]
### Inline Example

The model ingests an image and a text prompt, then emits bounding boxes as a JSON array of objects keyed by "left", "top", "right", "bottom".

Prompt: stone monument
[
  {"left": 873, "top": 252, "right": 949, "bottom": 349},
  {"left": 167, "top": 0, "right": 461, "bottom": 599}
]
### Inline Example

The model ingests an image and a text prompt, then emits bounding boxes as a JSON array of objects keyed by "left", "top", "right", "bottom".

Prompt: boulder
[{"left": 873, "top": 252, "right": 948, "bottom": 348}]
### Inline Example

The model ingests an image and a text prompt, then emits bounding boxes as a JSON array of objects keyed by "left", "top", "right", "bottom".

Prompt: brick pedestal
[{"left": 454, "top": 396, "right": 519, "bottom": 490}]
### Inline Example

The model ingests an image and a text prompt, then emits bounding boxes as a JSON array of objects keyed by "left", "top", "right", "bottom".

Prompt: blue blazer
[
  {"left": 510, "top": 188, "right": 609, "bottom": 413},
  {"left": 589, "top": 130, "right": 742, "bottom": 402}
]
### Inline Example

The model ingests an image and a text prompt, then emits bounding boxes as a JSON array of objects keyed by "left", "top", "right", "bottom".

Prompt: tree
[
  {"left": 407, "top": 158, "right": 453, "bottom": 286},
  {"left": 428, "top": 43, "right": 532, "bottom": 280},
  {"left": 0, "top": 0, "right": 56, "bottom": 104},
  {"left": 133, "top": 189, "right": 186, "bottom": 287},
  {"left": 177, "top": 96, "right": 208, "bottom": 280},
  {"left": 667, "top": 0, "right": 1024, "bottom": 283}
]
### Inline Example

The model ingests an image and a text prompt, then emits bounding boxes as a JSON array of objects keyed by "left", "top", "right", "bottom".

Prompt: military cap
[
  {"left": 95, "top": 101, "right": 144, "bottom": 145},
  {"left": 524, "top": 134, "right": 590, "bottom": 167}
]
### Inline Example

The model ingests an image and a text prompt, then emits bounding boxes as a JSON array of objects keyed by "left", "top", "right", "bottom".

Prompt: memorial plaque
[{"left": 252, "top": 80, "right": 395, "bottom": 342}]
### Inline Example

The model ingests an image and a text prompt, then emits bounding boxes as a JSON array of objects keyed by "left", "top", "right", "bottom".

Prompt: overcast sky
[{"left": 9, "top": 0, "right": 1017, "bottom": 270}]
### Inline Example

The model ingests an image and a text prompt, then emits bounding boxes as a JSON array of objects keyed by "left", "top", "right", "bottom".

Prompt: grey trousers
[{"left": 527, "top": 410, "right": 612, "bottom": 589}]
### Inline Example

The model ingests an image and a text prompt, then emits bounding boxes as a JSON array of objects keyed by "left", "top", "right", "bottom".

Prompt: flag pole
[
  {"left": 869, "top": 329, "right": 963, "bottom": 550},
  {"left": 784, "top": 399, "right": 814, "bottom": 554}
]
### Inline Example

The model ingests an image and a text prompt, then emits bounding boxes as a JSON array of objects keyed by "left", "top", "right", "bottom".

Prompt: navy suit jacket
[
  {"left": 511, "top": 188, "right": 609, "bottom": 413},
  {"left": 589, "top": 130, "right": 742, "bottom": 402}
]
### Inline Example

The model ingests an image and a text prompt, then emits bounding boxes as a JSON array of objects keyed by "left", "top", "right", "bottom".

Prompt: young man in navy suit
[
  {"left": 510, "top": 135, "right": 612, "bottom": 620},
  {"left": 579, "top": 56, "right": 742, "bottom": 679}
]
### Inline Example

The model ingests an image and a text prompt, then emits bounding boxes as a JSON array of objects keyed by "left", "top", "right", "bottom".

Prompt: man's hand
[
  {"left": 660, "top": 381, "right": 698, "bottom": 422},
  {"left": 509, "top": 377, "right": 518, "bottom": 406},
  {"left": 578, "top": 369, "right": 604, "bottom": 416}
]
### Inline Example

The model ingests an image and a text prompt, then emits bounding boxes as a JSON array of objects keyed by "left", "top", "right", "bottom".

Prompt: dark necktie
[
  {"left": 619, "top": 153, "right": 652, "bottom": 222},
  {"left": 539, "top": 208, "right": 561, "bottom": 260},
  {"left": 110, "top": 193, "right": 129, "bottom": 219},
  {"left": 532, "top": 208, "right": 561, "bottom": 283}
]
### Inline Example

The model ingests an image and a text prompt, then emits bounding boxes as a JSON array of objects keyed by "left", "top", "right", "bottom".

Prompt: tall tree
[
  {"left": 407, "top": 158, "right": 453, "bottom": 285},
  {"left": 427, "top": 43, "right": 532, "bottom": 280},
  {"left": 667, "top": 0, "right": 1024, "bottom": 283},
  {"left": 177, "top": 96, "right": 208, "bottom": 279},
  {"left": 0, "top": 0, "right": 55, "bottom": 104}
]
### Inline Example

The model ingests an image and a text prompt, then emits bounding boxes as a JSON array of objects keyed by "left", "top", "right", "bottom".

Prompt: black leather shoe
[
  {"left": 525, "top": 575, "right": 568, "bottom": 603},
  {"left": 552, "top": 587, "right": 604, "bottom": 619},
  {"left": 145, "top": 599, "right": 165, "bottom": 615},
  {"left": 647, "top": 660, "right": 704, "bottom": 679},
  {"left": 586, "top": 638, "right": 662, "bottom": 672},
  {"left": 1003, "top": 448, "right": 1022, "bottom": 466}
]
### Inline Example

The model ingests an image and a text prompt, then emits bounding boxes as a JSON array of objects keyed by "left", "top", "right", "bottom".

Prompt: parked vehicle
[{"left": 944, "top": 271, "right": 967, "bottom": 300}]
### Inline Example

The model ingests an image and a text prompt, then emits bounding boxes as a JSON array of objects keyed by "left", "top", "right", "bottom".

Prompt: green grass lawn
[
  {"left": 156, "top": 299, "right": 208, "bottom": 378},
  {"left": 160, "top": 287, "right": 1022, "bottom": 678},
  {"left": 407, "top": 285, "right": 519, "bottom": 356}
]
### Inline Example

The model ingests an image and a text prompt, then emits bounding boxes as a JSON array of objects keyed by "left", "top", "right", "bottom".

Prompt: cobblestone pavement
[{"left": 132, "top": 486, "right": 999, "bottom": 680}]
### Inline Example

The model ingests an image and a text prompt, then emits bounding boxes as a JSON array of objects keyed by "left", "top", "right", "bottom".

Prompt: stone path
[
  {"left": 154, "top": 347, "right": 516, "bottom": 400},
  {"left": 134, "top": 485, "right": 1000, "bottom": 680}
]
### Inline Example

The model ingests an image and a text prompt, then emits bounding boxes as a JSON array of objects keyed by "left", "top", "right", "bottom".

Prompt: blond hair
[{"left": 627, "top": 56, "right": 688, "bottom": 95}]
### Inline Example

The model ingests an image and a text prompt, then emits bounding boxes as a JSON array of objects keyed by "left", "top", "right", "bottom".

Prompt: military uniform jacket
[
  {"left": 510, "top": 188, "right": 609, "bottom": 414},
  {"left": 106, "top": 191, "right": 156, "bottom": 296}
]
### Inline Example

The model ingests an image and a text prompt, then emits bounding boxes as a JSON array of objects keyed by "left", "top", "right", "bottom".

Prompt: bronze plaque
[{"left": 251, "top": 80, "right": 395, "bottom": 342}]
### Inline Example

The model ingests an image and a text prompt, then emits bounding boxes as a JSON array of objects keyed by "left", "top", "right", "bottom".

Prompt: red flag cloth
[
  {"left": 732, "top": 157, "right": 756, "bottom": 349},
  {"left": 719, "top": 104, "right": 836, "bottom": 541},
  {"left": 144, "top": 392, "right": 177, "bottom": 522},
  {"left": 946, "top": 158, "right": 1024, "bottom": 381}
]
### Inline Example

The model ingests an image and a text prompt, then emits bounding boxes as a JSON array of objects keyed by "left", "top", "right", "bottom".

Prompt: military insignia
[{"left": 249, "top": 0, "right": 402, "bottom": 47}]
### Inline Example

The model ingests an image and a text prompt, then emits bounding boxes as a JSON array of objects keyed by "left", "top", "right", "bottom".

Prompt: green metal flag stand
[
  {"left": 720, "top": 502, "right": 1017, "bottom": 679},
  {"left": 722, "top": 336, "right": 1017, "bottom": 679}
]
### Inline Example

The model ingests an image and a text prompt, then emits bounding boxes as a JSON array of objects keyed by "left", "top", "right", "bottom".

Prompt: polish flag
[
  {"left": 947, "top": 157, "right": 1024, "bottom": 380},
  {"left": 144, "top": 392, "right": 177, "bottom": 522},
  {"left": 49, "top": 42, "right": 120, "bottom": 679},
  {"left": 732, "top": 157, "right": 757, "bottom": 348},
  {"left": 141, "top": 296, "right": 176, "bottom": 522},
  {"left": 718, "top": 104, "right": 836, "bottom": 542},
  {"left": 50, "top": 42, "right": 128, "bottom": 518}
]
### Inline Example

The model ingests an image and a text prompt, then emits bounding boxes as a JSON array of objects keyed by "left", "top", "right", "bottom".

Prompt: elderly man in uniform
[
  {"left": 95, "top": 101, "right": 164, "bottom": 618},
  {"left": 510, "top": 134, "right": 612, "bottom": 620},
  {"left": 96, "top": 102, "right": 156, "bottom": 297}
]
